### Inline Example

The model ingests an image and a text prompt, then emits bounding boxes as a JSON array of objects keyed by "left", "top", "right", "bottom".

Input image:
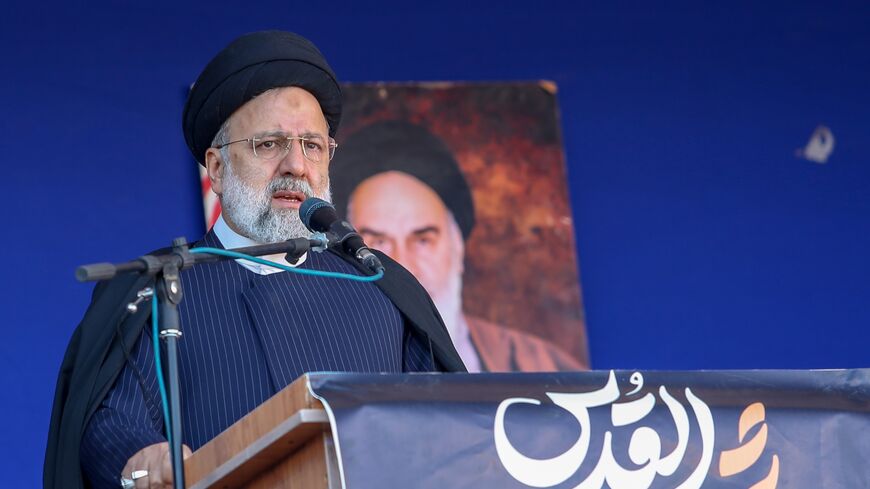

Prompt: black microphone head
[{"left": 299, "top": 197, "right": 339, "bottom": 232}]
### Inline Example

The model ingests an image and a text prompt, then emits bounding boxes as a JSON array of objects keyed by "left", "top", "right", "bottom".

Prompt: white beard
[
  {"left": 429, "top": 265, "right": 465, "bottom": 341},
  {"left": 430, "top": 263, "right": 484, "bottom": 372},
  {"left": 220, "top": 162, "right": 331, "bottom": 244}
]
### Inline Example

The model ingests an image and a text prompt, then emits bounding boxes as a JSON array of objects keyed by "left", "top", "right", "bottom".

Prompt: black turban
[
  {"left": 182, "top": 30, "right": 341, "bottom": 164},
  {"left": 330, "top": 120, "right": 476, "bottom": 241}
]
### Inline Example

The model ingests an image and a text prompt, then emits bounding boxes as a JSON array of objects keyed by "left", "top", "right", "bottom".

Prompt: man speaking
[{"left": 44, "top": 31, "right": 465, "bottom": 489}]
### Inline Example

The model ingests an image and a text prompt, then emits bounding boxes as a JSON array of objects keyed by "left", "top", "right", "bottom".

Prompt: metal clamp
[{"left": 126, "top": 287, "right": 154, "bottom": 314}]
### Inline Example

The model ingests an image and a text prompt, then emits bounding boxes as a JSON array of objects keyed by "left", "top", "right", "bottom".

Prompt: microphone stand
[
  {"left": 76, "top": 234, "right": 329, "bottom": 489},
  {"left": 157, "top": 240, "right": 185, "bottom": 489}
]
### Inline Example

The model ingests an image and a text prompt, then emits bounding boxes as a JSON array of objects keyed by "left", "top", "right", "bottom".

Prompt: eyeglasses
[{"left": 217, "top": 134, "right": 338, "bottom": 163}]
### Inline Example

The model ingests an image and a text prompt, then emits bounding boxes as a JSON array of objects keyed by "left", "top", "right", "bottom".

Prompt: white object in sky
[{"left": 796, "top": 125, "right": 835, "bottom": 164}]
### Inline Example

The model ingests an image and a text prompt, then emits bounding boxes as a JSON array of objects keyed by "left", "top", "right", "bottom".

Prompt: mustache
[{"left": 267, "top": 176, "right": 314, "bottom": 197}]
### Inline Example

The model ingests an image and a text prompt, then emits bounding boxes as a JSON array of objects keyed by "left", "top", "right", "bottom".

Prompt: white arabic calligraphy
[
  {"left": 493, "top": 371, "right": 715, "bottom": 489},
  {"left": 626, "top": 371, "right": 644, "bottom": 396}
]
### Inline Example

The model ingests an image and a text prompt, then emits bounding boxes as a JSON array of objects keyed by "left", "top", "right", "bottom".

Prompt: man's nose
[
  {"left": 390, "top": 245, "right": 404, "bottom": 265},
  {"left": 277, "top": 140, "right": 306, "bottom": 176},
  {"left": 390, "top": 246, "right": 421, "bottom": 280}
]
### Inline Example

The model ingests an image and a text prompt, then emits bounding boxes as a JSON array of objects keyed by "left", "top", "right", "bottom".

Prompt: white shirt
[{"left": 211, "top": 214, "right": 307, "bottom": 275}]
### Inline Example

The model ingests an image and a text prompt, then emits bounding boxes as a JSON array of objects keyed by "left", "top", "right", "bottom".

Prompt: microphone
[{"left": 300, "top": 198, "right": 385, "bottom": 274}]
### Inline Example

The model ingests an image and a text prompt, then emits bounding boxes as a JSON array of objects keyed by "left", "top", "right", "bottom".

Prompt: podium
[
  {"left": 179, "top": 370, "right": 869, "bottom": 488},
  {"left": 184, "top": 375, "right": 339, "bottom": 488}
]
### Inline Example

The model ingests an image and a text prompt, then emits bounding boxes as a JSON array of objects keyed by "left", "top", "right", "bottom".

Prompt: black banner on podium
[{"left": 309, "top": 370, "right": 870, "bottom": 489}]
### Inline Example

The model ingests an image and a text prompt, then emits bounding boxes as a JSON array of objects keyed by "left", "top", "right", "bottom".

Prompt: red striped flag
[{"left": 199, "top": 165, "right": 221, "bottom": 229}]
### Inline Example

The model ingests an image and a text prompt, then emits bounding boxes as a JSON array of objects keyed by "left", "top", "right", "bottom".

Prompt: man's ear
[{"left": 204, "top": 148, "right": 225, "bottom": 196}]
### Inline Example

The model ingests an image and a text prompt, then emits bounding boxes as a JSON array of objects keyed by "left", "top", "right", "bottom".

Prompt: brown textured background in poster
[{"left": 337, "top": 82, "right": 589, "bottom": 365}]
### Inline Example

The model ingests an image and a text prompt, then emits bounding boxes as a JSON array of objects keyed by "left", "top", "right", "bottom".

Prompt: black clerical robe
[{"left": 44, "top": 239, "right": 465, "bottom": 489}]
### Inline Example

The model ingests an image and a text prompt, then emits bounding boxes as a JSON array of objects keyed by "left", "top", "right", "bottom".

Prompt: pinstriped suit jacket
[{"left": 44, "top": 232, "right": 465, "bottom": 489}]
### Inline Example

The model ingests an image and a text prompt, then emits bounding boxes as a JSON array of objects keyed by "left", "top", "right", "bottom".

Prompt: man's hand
[{"left": 121, "top": 442, "right": 192, "bottom": 488}]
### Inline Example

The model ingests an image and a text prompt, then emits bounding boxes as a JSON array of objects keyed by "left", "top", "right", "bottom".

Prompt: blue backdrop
[{"left": 2, "top": 1, "right": 868, "bottom": 486}]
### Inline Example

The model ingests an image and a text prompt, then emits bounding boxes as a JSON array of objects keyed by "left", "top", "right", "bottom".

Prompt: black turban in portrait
[
  {"left": 182, "top": 30, "right": 341, "bottom": 164},
  {"left": 330, "top": 120, "right": 476, "bottom": 241}
]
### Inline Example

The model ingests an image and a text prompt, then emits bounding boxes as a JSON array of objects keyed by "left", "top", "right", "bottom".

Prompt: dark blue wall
[{"left": 2, "top": 1, "right": 868, "bottom": 485}]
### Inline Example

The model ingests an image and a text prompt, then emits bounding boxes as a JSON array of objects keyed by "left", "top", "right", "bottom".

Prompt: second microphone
[{"left": 300, "top": 197, "right": 385, "bottom": 274}]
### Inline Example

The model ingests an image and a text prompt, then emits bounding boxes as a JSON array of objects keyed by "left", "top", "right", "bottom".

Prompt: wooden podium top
[{"left": 185, "top": 374, "right": 329, "bottom": 488}]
